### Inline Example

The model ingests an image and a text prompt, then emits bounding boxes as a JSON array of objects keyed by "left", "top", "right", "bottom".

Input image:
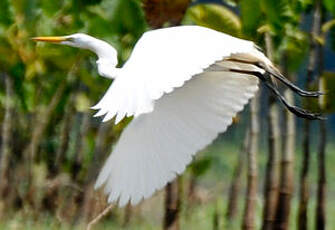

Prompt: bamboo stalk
[
  {"left": 226, "top": 130, "right": 249, "bottom": 224},
  {"left": 164, "top": 177, "right": 182, "bottom": 230},
  {"left": 242, "top": 92, "right": 259, "bottom": 230},
  {"left": 298, "top": 0, "right": 321, "bottom": 228},
  {"left": 53, "top": 93, "right": 75, "bottom": 175},
  {"left": 315, "top": 5, "right": 326, "bottom": 228},
  {"left": 0, "top": 73, "right": 14, "bottom": 201},
  {"left": 274, "top": 88, "right": 295, "bottom": 230},
  {"left": 262, "top": 33, "right": 280, "bottom": 230}
]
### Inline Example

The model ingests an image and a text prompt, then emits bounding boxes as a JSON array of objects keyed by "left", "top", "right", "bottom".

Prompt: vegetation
[{"left": 0, "top": 0, "right": 334, "bottom": 229}]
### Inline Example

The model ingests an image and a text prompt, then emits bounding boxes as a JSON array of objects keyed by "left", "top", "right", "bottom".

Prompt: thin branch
[{"left": 86, "top": 203, "right": 114, "bottom": 230}]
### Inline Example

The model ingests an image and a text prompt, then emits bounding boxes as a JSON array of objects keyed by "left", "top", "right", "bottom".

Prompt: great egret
[{"left": 33, "top": 25, "right": 322, "bottom": 207}]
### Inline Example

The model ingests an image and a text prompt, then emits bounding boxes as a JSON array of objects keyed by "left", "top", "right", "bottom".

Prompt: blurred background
[{"left": 0, "top": 0, "right": 335, "bottom": 229}]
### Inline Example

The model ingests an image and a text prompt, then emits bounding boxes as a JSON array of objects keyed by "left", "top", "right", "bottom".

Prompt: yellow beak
[{"left": 31, "top": 36, "right": 69, "bottom": 43}]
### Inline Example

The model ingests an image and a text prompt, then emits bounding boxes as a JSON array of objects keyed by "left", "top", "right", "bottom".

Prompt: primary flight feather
[{"left": 33, "top": 25, "right": 322, "bottom": 207}]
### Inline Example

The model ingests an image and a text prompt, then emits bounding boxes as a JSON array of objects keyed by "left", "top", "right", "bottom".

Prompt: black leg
[
  {"left": 258, "top": 63, "right": 323, "bottom": 97},
  {"left": 224, "top": 58, "right": 323, "bottom": 97},
  {"left": 228, "top": 68, "right": 325, "bottom": 120},
  {"left": 262, "top": 79, "right": 325, "bottom": 120}
]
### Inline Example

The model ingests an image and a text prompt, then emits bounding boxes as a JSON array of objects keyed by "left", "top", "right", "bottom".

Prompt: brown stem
[
  {"left": 226, "top": 130, "right": 249, "bottom": 223},
  {"left": 298, "top": 0, "right": 322, "bottom": 229},
  {"left": 274, "top": 89, "right": 295, "bottom": 230},
  {"left": 262, "top": 33, "right": 280, "bottom": 230},
  {"left": 53, "top": 94, "right": 75, "bottom": 175},
  {"left": 0, "top": 73, "right": 14, "bottom": 202},
  {"left": 164, "top": 177, "right": 182, "bottom": 230},
  {"left": 315, "top": 3, "right": 326, "bottom": 229},
  {"left": 80, "top": 122, "right": 113, "bottom": 222},
  {"left": 242, "top": 92, "right": 259, "bottom": 230},
  {"left": 71, "top": 112, "right": 90, "bottom": 181},
  {"left": 316, "top": 119, "right": 326, "bottom": 230}
]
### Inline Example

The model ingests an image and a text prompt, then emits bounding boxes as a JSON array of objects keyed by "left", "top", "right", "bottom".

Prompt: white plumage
[
  {"left": 33, "top": 25, "right": 278, "bottom": 207},
  {"left": 95, "top": 70, "right": 259, "bottom": 206},
  {"left": 92, "top": 26, "right": 269, "bottom": 124},
  {"left": 92, "top": 26, "right": 271, "bottom": 206}
]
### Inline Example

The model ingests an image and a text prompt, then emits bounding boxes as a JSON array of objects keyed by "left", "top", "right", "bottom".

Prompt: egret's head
[
  {"left": 33, "top": 33, "right": 119, "bottom": 78},
  {"left": 32, "top": 33, "right": 97, "bottom": 49}
]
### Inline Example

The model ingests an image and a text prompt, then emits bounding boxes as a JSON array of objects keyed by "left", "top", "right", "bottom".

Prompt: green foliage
[
  {"left": 190, "top": 156, "right": 212, "bottom": 177},
  {"left": 260, "top": 0, "right": 289, "bottom": 31},
  {"left": 324, "top": 0, "right": 335, "bottom": 15},
  {"left": 319, "top": 72, "right": 335, "bottom": 114},
  {"left": 278, "top": 24, "right": 309, "bottom": 71},
  {"left": 186, "top": 4, "right": 241, "bottom": 37},
  {"left": 0, "top": 0, "right": 13, "bottom": 27},
  {"left": 91, "top": 0, "right": 147, "bottom": 38},
  {"left": 239, "top": 0, "right": 262, "bottom": 38}
]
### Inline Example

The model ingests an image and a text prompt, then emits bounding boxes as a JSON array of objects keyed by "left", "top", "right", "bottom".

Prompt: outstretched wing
[
  {"left": 95, "top": 69, "right": 259, "bottom": 206},
  {"left": 92, "top": 26, "right": 268, "bottom": 123}
]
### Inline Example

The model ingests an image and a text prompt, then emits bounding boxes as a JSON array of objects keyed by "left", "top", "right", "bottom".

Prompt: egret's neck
[{"left": 83, "top": 37, "right": 119, "bottom": 79}]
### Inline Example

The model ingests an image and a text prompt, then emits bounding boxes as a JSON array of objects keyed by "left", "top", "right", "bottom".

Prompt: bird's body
[{"left": 33, "top": 25, "right": 322, "bottom": 207}]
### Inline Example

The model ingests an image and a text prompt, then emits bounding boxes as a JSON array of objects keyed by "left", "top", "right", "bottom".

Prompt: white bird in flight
[{"left": 33, "top": 25, "right": 322, "bottom": 207}]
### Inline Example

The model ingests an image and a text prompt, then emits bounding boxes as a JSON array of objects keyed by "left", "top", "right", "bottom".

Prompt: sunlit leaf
[
  {"left": 319, "top": 72, "right": 335, "bottom": 114},
  {"left": 240, "top": 0, "right": 262, "bottom": 37},
  {"left": 186, "top": 4, "right": 241, "bottom": 37},
  {"left": 260, "top": 0, "right": 291, "bottom": 32},
  {"left": 75, "top": 93, "right": 91, "bottom": 112},
  {"left": 324, "top": 0, "right": 335, "bottom": 16},
  {"left": 279, "top": 31, "right": 309, "bottom": 71},
  {"left": 322, "top": 19, "right": 335, "bottom": 34}
]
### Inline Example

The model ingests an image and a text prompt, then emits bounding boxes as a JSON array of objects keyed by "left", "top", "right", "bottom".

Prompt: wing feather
[
  {"left": 95, "top": 70, "right": 259, "bottom": 206},
  {"left": 92, "top": 26, "right": 262, "bottom": 123}
]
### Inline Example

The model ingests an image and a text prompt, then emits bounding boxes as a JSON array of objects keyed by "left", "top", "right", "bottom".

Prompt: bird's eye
[{"left": 67, "top": 37, "right": 75, "bottom": 42}]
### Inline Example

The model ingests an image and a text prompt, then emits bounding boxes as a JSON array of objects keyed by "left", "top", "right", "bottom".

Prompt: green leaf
[
  {"left": 324, "top": 0, "right": 335, "bottom": 16},
  {"left": 240, "top": 0, "right": 262, "bottom": 37},
  {"left": 40, "top": 0, "right": 64, "bottom": 16},
  {"left": 0, "top": 0, "right": 13, "bottom": 26},
  {"left": 279, "top": 25, "right": 309, "bottom": 71},
  {"left": 260, "top": 0, "right": 291, "bottom": 32},
  {"left": 98, "top": 0, "right": 147, "bottom": 38},
  {"left": 319, "top": 72, "right": 335, "bottom": 114},
  {"left": 186, "top": 4, "right": 241, "bottom": 37},
  {"left": 322, "top": 19, "right": 335, "bottom": 34},
  {"left": 82, "top": 0, "right": 103, "bottom": 6},
  {"left": 190, "top": 156, "right": 212, "bottom": 177}
]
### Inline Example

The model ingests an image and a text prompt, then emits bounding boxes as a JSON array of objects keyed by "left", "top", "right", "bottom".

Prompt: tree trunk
[
  {"left": 226, "top": 130, "right": 249, "bottom": 224},
  {"left": 80, "top": 122, "right": 112, "bottom": 222},
  {"left": 213, "top": 203, "right": 219, "bottom": 230},
  {"left": 315, "top": 4, "right": 326, "bottom": 228},
  {"left": 242, "top": 93, "right": 259, "bottom": 230},
  {"left": 274, "top": 88, "right": 295, "bottom": 230},
  {"left": 71, "top": 112, "right": 90, "bottom": 181},
  {"left": 24, "top": 81, "right": 66, "bottom": 174},
  {"left": 298, "top": 1, "right": 321, "bottom": 229},
  {"left": 315, "top": 119, "right": 326, "bottom": 230},
  {"left": 21, "top": 81, "right": 66, "bottom": 208},
  {"left": 0, "top": 73, "right": 14, "bottom": 208},
  {"left": 164, "top": 177, "right": 182, "bottom": 230},
  {"left": 262, "top": 33, "right": 280, "bottom": 230},
  {"left": 53, "top": 93, "right": 75, "bottom": 175}
]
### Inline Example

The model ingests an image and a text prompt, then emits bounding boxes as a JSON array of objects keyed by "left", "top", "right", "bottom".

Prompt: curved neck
[
  {"left": 87, "top": 38, "right": 117, "bottom": 62},
  {"left": 81, "top": 37, "right": 119, "bottom": 79}
]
